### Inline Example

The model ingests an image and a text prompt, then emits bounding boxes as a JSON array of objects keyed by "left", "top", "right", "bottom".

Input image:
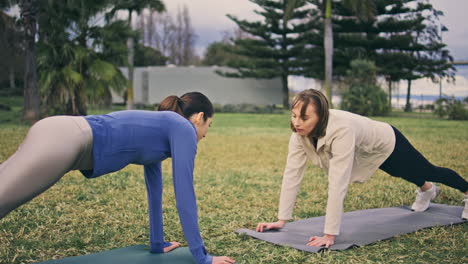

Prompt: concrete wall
[{"left": 115, "top": 66, "right": 283, "bottom": 105}]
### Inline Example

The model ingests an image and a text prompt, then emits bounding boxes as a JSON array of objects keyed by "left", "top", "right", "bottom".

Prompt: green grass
[
  {"left": 0, "top": 96, "right": 127, "bottom": 125},
  {"left": 0, "top": 96, "right": 26, "bottom": 125},
  {"left": 388, "top": 109, "right": 438, "bottom": 119},
  {"left": 0, "top": 104, "right": 467, "bottom": 263}
]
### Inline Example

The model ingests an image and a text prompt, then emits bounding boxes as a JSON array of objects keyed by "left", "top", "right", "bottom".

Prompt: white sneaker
[
  {"left": 462, "top": 195, "right": 468, "bottom": 220},
  {"left": 411, "top": 183, "right": 440, "bottom": 212}
]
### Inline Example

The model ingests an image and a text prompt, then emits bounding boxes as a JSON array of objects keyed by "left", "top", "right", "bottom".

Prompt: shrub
[
  {"left": 213, "top": 103, "right": 223, "bottom": 113},
  {"left": 340, "top": 60, "right": 390, "bottom": 116},
  {"left": 434, "top": 96, "right": 468, "bottom": 120},
  {"left": 217, "top": 103, "right": 283, "bottom": 114}
]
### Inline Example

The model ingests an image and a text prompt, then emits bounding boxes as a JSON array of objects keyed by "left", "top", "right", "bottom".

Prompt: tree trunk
[
  {"left": 9, "top": 66, "right": 15, "bottom": 91},
  {"left": 281, "top": 73, "right": 289, "bottom": 109},
  {"left": 76, "top": 88, "right": 87, "bottom": 115},
  {"left": 20, "top": 0, "right": 40, "bottom": 123},
  {"left": 404, "top": 79, "right": 412, "bottom": 112},
  {"left": 323, "top": 0, "right": 333, "bottom": 106},
  {"left": 103, "top": 86, "right": 112, "bottom": 107},
  {"left": 65, "top": 88, "right": 87, "bottom": 116},
  {"left": 126, "top": 11, "right": 135, "bottom": 110},
  {"left": 280, "top": 2, "right": 289, "bottom": 110},
  {"left": 387, "top": 78, "right": 392, "bottom": 111}
]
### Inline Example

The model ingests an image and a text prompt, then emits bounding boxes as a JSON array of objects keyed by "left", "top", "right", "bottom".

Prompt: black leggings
[{"left": 379, "top": 126, "right": 468, "bottom": 193}]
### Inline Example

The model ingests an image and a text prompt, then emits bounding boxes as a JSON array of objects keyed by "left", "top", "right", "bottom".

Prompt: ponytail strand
[{"left": 158, "top": 95, "right": 184, "bottom": 116}]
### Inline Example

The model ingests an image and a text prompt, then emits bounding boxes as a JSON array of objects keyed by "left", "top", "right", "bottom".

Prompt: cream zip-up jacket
[{"left": 278, "top": 109, "right": 396, "bottom": 235}]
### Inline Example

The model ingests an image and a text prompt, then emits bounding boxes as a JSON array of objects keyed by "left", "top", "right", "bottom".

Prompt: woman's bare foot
[
  {"left": 163, "top": 242, "right": 181, "bottom": 253},
  {"left": 212, "top": 256, "right": 236, "bottom": 264}
]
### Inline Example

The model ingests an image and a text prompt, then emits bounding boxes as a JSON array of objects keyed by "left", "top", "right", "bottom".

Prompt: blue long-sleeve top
[{"left": 81, "top": 110, "right": 212, "bottom": 264}]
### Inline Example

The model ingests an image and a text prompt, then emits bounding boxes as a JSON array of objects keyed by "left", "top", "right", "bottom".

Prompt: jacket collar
[
  {"left": 316, "top": 136, "right": 326, "bottom": 151},
  {"left": 313, "top": 109, "right": 334, "bottom": 151}
]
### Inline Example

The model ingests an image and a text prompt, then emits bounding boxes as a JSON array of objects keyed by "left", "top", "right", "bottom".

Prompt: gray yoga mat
[
  {"left": 36, "top": 245, "right": 196, "bottom": 264},
  {"left": 236, "top": 203, "right": 466, "bottom": 253}
]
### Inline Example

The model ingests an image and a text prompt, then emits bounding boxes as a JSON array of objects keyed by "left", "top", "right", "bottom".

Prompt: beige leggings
[{"left": 0, "top": 116, "right": 93, "bottom": 219}]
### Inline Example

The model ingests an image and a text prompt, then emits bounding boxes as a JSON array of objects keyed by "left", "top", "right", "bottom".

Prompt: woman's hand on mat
[
  {"left": 212, "top": 256, "right": 236, "bottom": 264},
  {"left": 256, "top": 220, "right": 287, "bottom": 232},
  {"left": 163, "top": 242, "right": 181, "bottom": 253},
  {"left": 306, "top": 234, "right": 335, "bottom": 248}
]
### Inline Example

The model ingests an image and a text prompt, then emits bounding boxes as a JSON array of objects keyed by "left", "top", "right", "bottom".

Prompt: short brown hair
[{"left": 290, "top": 89, "right": 330, "bottom": 138}]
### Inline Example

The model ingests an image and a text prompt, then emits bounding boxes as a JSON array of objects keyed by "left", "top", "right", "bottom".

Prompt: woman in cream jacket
[{"left": 257, "top": 89, "right": 468, "bottom": 248}]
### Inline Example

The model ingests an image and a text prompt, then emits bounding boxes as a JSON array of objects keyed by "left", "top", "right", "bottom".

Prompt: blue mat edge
[{"left": 35, "top": 245, "right": 194, "bottom": 264}]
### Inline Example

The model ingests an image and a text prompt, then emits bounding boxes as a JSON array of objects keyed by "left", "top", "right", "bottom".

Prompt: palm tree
[
  {"left": 38, "top": 43, "right": 128, "bottom": 115},
  {"left": 108, "top": 0, "right": 165, "bottom": 110},
  {"left": 38, "top": 0, "right": 129, "bottom": 115},
  {"left": 19, "top": 0, "right": 40, "bottom": 122}
]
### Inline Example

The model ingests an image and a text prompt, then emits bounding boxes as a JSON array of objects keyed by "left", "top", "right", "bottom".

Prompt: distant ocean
[
  {"left": 292, "top": 65, "right": 468, "bottom": 108},
  {"left": 390, "top": 94, "right": 466, "bottom": 109},
  {"left": 390, "top": 65, "right": 468, "bottom": 108}
]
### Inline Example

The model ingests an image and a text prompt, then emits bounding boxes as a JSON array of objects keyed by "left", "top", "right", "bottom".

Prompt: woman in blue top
[{"left": 0, "top": 92, "right": 235, "bottom": 264}]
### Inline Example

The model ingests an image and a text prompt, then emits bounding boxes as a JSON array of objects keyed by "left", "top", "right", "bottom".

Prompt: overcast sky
[
  {"left": 164, "top": 0, "right": 468, "bottom": 61},
  {"left": 6, "top": 1, "right": 466, "bottom": 60},
  {"left": 163, "top": 0, "right": 467, "bottom": 97},
  {"left": 5, "top": 0, "right": 467, "bottom": 96}
]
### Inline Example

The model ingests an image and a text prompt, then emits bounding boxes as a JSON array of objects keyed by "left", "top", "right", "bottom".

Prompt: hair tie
[{"left": 176, "top": 97, "right": 184, "bottom": 108}]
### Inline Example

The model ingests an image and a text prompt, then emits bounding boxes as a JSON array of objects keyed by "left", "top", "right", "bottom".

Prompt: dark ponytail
[
  {"left": 158, "top": 95, "right": 184, "bottom": 116},
  {"left": 158, "top": 92, "right": 214, "bottom": 121}
]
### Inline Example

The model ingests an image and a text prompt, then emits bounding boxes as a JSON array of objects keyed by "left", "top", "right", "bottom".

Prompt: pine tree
[
  {"left": 330, "top": 0, "right": 454, "bottom": 111},
  {"left": 221, "top": 0, "right": 314, "bottom": 108}
]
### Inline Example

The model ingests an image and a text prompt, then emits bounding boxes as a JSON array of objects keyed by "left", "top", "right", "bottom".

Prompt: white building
[{"left": 115, "top": 66, "right": 283, "bottom": 105}]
